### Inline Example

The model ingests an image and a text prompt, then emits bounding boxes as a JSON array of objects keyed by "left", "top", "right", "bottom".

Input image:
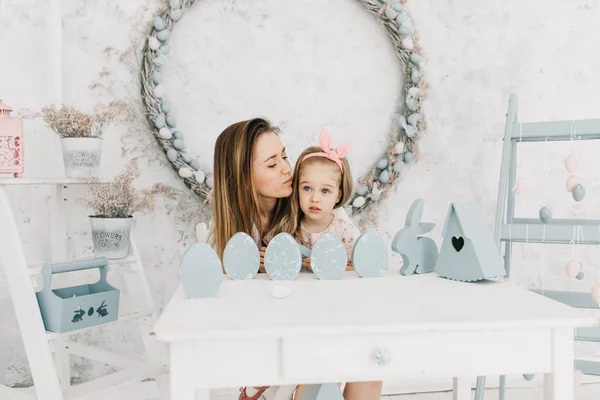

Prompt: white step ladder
[{"left": 0, "top": 178, "right": 167, "bottom": 400}]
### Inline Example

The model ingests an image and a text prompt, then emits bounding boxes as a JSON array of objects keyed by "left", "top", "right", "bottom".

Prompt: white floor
[{"left": 3, "top": 380, "right": 600, "bottom": 400}]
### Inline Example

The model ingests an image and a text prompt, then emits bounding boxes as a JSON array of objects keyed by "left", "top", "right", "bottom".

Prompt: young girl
[{"left": 291, "top": 129, "right": 360, "bottom": 270}]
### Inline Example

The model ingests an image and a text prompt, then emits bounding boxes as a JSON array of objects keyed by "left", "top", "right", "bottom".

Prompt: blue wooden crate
[{"left": 35, "top": 257, "right": 120, "bottom": 333}]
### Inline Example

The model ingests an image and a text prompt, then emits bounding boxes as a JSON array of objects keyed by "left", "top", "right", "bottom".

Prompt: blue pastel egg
[
  {"left": 352, "top": 230, "right": 388, "bottom": 278},
  {"left": 189, "top": 159, "right": 200, "bottom": 170},
  {"left": 181, "top": 152, "right": 192, "bottom": 163},
  {"left": 573, "top": 184, "right": 586, "bottom": 202},
  {"left": 154, "top": 53, "right": 167, "bottom": 67},
  {"left": 173, "top": 138, "right": 186, "bottom": 150},
  {"left": 395, "top": 12, "right": 407, "bottom": 24},
  {"left": 398, "top": 25, "right": 412, "bottom": 35},
  {"left": 223, "top": 232, "right": 260, "bottom": 280},
  {"left": 379, "top": 170, "right": 390, "bottom": 184},
  {"left": 392, "top": 3, "right": 404, "bottom": 11},
  {"left": 311, "top": 233, "right": 347, "bottom": 280},
  {"left": 404, "top": 151, "right": 414, "bottom": 164},
  {"left": 161, "top": 100, "right": 171, "bottom": 113},
  {"left": 404, "top": 125, "right": 416, "bottom": 138},
  {"left": 173, "top": 131, "right": 184, "bottom": 140},
  {"left": 154, "top": 113, "right": 166, "bottom": 129},
  {"left": 166, "top": 148, "right": 178, "bottom": 162},
  {"left": 264, "top": 233, "right": 301, "bottom": 280},
  {"left": 539, "top": 207, "right": 552, "bottom": 223},
  {"left": 153, "top": 17, "right": 166, "bottom": 31},
  {"left": 179, "top": 243, "right": 222, "bottom": 298},
  {"left": 407, "top": 113, "right": 421, "bottom": 126},
  {"left": 406, "top": 99, "right": 416, "bottom": 112},
  {"left": 411, "top": 70, "right": 420, "bottom": 84},
  {"left": 356, "top": 185, "right": 368, "bottom": 196},
  {"left": 157, "top": 29, "right": 170, "bottom": 42},
  {"left": 152, "top": 71, "right": 162, "bottom": 84},
  {"left": 396, "top": 115, "right": 407, "bottom": 128},
  {"left": 166, "top": 114, "right": 177, "bottom": 128},
  {"left": 410, "top": 53, "right": 421, "bottom": 64},
  {"left": 169, "top": 0, "right": 181, "bottom": 8},
  {"left": 160, "top": 44, "right": 171, "bottom": 55},
  {"left": 377, "top": 158, "right": 388, "bottom": 169},
  {"left": 523, "top": 374, "right": 535, "bottom": 381}
]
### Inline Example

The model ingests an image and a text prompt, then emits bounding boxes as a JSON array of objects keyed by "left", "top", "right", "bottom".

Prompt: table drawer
[{"left": 282, "top": 329, "right": 551, "bottom": 381}]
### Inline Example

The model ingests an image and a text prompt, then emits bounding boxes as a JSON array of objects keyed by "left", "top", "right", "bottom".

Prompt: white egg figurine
[
  {"left": 159, "top": 127, "right": 172, "bottom": 139},
  {"left": 223, "top": 232, "right": 260, "bottom": 280},
  {"left": 264, "top": 233, "right": 301, "bottom": 280},
  {"left": 564, "top": 153, "right": 580, "bottom": 173},
  {"left": 272, "top": 285, "right": 291, "bottom": 299},
  {"left": 401, "top": 38, "right": 414, "bottom": 50},
  {"left": 352, "top": 196, "right": 366, "bottom": 208}
]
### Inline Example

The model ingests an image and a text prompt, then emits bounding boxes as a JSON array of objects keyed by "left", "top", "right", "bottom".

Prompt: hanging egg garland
[
  {"left": 140, "top": 0, "right": 427, "bottom": 214},
  {"left": 566, "top": 259, "right": 582, "bottom": 279}
]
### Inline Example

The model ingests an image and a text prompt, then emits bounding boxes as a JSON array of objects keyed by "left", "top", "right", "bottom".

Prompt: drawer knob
[{"left": 373, "top": 348, "right": 392, "bottom": 366}]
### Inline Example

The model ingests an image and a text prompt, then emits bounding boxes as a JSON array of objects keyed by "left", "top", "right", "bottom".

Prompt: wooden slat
[
  {"left": 500, "top": 222, "right": 600, "bottom": 244},
  {"left": 510, "top": 119, "right": 600, "bottom": 141},
  {"left": 575, "top": 327, "right": 600, "bottom": 342},
  {"left": 531, "top": 289, "right": 600, "bottom": 309}
]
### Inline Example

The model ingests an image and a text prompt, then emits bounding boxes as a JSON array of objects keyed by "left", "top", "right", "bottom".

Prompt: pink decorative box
[{"left": 0, "top": 99, "right": 24, "bottom": 178}]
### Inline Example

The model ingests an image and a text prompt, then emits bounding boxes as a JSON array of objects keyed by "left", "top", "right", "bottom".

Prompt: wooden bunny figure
[{"left": 391, "top": 199, "right": 439, "bottom": 276}]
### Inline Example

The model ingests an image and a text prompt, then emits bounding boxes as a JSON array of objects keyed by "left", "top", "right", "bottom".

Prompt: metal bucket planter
[
  {"left": 90, "top": 216, "right": 132, "bottom": 259},
  {"left": 60, "top": 137, "right": 102, "bottom": 178}
]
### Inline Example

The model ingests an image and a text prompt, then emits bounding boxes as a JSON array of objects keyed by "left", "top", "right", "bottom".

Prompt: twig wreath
[{"left": 140, "top": 0, "right": 426, "bottom": 218}]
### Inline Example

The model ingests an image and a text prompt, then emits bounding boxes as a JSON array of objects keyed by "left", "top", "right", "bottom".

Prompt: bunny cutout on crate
[{"left": 391, "top": 199, "right": 439, "bottom": 276}]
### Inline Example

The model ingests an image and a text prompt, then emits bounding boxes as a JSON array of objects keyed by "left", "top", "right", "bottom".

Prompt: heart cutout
[{"left": 451, "top": 236, "right": 464, "bottom": 252}]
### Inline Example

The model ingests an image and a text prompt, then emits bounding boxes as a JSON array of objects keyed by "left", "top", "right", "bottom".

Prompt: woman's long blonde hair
[
  {"left": 287, "top": 146, "right": 353, "bottom": 238},
  {"left": 209, "top": 118, "right": 295, "bottom": 260}
]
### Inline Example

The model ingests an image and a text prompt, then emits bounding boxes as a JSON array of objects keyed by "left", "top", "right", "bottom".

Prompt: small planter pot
[
  {"left": 61, "top": 137, "right": 103, "bottom": 178},
  {"left": 89, "top": 216, "right": 132, "bottom": 259}
]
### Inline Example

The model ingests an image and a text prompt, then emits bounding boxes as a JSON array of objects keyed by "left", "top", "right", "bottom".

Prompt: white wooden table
[{"left": 153, "top": 272, "right": 595, "bottom": 400}]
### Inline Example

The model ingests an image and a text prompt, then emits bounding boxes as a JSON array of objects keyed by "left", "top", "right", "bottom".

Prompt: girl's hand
[
  {"left": 301, "top": 257, "right": 312, "bottom": 272},
  {"left": 259, "top": 246, "right": 267, "bottom": 273}
]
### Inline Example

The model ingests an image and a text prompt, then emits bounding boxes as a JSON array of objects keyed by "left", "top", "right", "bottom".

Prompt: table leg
[
  {"left": 453, "top": 377, "right": 471, "bottom": 400},
  {"left": 543, "top": 328, "right": 574, "bottom": 400}
]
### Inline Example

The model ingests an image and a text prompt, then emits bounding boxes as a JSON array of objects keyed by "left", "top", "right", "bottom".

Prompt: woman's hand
[
  {"left": 301, "top": 258, "right": 312, "bottom": 272},
  {"left": 259, "top": 246, "right": 267, "bottom": 273}
]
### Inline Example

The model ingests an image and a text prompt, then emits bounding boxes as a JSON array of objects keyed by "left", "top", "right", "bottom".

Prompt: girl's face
[
  {"left": 298, "top": 162, "right": 341, "bottom": 223},
  {"left": 251, "top": 132, "right": 293, "bottom": 199}
]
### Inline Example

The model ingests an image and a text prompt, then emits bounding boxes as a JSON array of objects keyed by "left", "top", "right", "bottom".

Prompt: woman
[{"left": 209, "top": 117, "right": 382, "bottom": 400}]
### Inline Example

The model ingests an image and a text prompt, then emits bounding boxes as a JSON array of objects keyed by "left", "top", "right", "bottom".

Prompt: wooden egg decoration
[
  {"left": 352, "top": 230, "right": 388, "bottom": 278},
  {"left": 566, "top": 260, "right": 581, "bottom": 279},
  {"left": 223, "top": 232, "right": 260, "bottom": 280},
  {"left": 564, "top": 153, "right": 579, "bottom": 173},
  {"left": 264, "top": 233, "right": 301, "bottom": 280},
  {"left": 311, "top": 233, "right": 347, "bottom": 280},
  {"left": 179, "top": 243, "right": 222, "bottom": 298}
]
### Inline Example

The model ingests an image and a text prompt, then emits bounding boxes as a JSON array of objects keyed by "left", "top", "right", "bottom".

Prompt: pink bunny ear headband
[{"left": 301, "top": 129, "right": 352, "bottom": 172}]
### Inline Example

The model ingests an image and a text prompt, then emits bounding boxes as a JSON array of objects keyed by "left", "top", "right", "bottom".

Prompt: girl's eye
[
  {"left": 268, "top": 163, "right": 276, "bottom": 168},
  {"left": 303, "top": 186, "right": 311, "bottom": 192},
  {"left": 283, "top": 156, "right": 288, "bottom": 160},
  {"left": 322, "top": 189, "right": 330, "bottom": 194}
]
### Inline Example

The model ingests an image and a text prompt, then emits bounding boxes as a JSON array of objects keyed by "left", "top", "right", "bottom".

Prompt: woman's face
[{"left": 252, "top": 132, "right": 293, "bottom": 199}]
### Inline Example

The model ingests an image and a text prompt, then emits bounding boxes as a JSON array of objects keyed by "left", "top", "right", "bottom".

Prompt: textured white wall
[{"left": 1, "top": 0, "right": 600, "bottom": 389}]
